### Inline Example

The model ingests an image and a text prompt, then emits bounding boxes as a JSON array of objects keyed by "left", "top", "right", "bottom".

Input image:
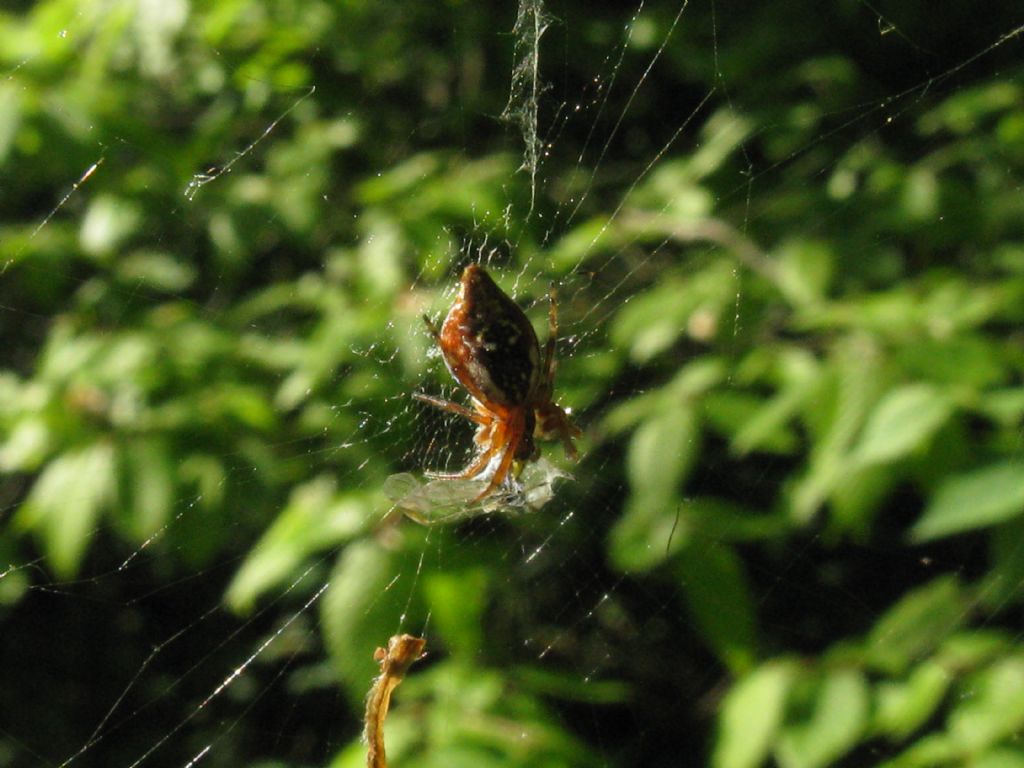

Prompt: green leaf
[
  {"left": 970, "top": 748, "right": 1024, "bottom": 768},
  {"left": 668, "top": 496, "right": 787, "bottom": 545},
  {"left": 0, "top": 81, "right": 21, "bottom": 163},
  {"left": 976, "top": 388, "right": 1024, "bottom": 426},
  {"left": 116, "top": 250, "right": 196, "bottom": 292},
  {"left": 423, "top": 568, "right": 489, "bottom": 659},
  {"left": 80, "top": 195, "right": 142, "bottom": 258},
  {"left": 676, "top": 544, "right": 758, "bottom": 674},
  {"left": 829, "top": 463, "right": 895, "bottom": 536},
  {"left": 937, "top": 631, "right": 1012, "bottom": 670},
  {"left": 897, "top": 337, "right": 1005, "bottom": 389},
  {"left": 775, "top": 669, "right": 869, "bottom": 768},
  {"left": 610, "top": 405, "right": 699, "bottom": 571},
  {"left": 513, "top": 666, "right": 630, "bottom": 705},
  {"left": 911, "top": 462, "right": 1024, "bottom": 542},
  {"left": 919, "top": 81, "right": 1022, "bottom": 136},
  {"left": 226, "top": 479, "right": 372, "bottom": 612},
  {"left": 627, "top": 406, "right": 698, "bottom": 500},
  {"left": 878, "top": 733, "right": 959, "bottom": 768},
  {"left": 610, "top": 278, "right": 696, "bottom": 363},
  {"left": 774, "top": 239, "right": 834, "bottom": 307},
  {"left": 791, "top": 338, "right": 880, "bottom": 522},
  {"left": 713, "top": 661, "right": 795, "bottom": 768},
  {"left": 690, "top": 109, "right": 754, "bottom": 180},
  {"left": 732, "top": 349, "right": 820, "bottom": 456},
  {"left": 320, "top": 538, "right": 428, "bottom": 707},
  {"left": 609, "top": 263, "right": 734, "bottom": 363},
  {"left": 873, "top": 661, "right": 951, "bottom": 739},
  {"left": 15, "top": 442, "right": 115, "bottom": 577},
  {"left": 355, "top": 153, "right": 440, "bottom": 203},
  {"left": 0, "top": 537, "right": 29, "bottom": 605},
  {"left": 981, "top": 518, "right": 1024, "bottom": 611},
  {"left": 603, "top": 359, "right": 724, "bottom": 435},
  {"left": 948, "top": 656, "right": 1024, "bottom": 754},
  {"left": 851, "top": 384, "right": 953, "bottom": 467},
  {"left": 704, "top": 391, "right": 798, "bottom": 454},
  {"left": 549, "top": 216, "right": 615, "bottom": 270},
  {"left": 0, "top": 417, "right": 53, "bottom": 472},
  {"left": 118, "top": 437, "right": 175, "bottom": 540},
  {"left": 864, "top": 576, "right": 966, "bottom": 674},
  {"left": 607, "top": 498, "right": 682, "bottom": 572},
  {"left": 902, "top": 167, "right": 939, "bottom": 221}
]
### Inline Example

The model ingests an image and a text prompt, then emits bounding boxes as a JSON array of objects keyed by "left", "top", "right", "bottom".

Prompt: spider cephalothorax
[{"left": 415, "top": 264, "right": 580, "bottom": 501}]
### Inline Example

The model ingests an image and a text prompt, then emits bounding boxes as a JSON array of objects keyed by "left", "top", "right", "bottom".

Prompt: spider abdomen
[{"left": 440, "top": 264, "right": 541, "bottom": 408}]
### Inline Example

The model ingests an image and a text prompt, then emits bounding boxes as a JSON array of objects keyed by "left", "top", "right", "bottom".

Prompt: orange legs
[
  {"left": 413, "top": 393, "right": 527, "bottom": 501},
  {"left": 414, "top": 270, "right": 579, "bottom": 505}
]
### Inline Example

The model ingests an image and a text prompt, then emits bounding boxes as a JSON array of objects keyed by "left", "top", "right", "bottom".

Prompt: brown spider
[{"left": 415, "top": 264, "right": 580, "bottom": 501}]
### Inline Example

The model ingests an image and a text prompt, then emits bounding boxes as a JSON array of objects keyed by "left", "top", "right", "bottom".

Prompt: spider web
[{"left": 1, "top": 1, "right": 1024, "bottom": 767}]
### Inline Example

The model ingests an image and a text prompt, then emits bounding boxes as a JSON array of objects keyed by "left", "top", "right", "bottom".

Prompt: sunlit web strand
[
  {"left": 120, "top": 580, "right": 329, "bottom": 768},
  {"left": 183, "top": 85, "right": 315, "bottom": 201},
  {"left": 28, "top": 157, "right": 104, "bottom": 240},
  {"left": 559, "top": 0, "right": 692, "bottom": 234}
]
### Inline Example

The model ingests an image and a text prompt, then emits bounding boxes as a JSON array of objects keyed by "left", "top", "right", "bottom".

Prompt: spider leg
[
  {"left": 413, "top": 393, "right": 489, "bottom": 425},
  {"left": 537, "top": 402, "right": 581, "bottom": 461},
  {"left": 558, "top": 420, "right": 581, "bottom": 461},
  {"left": 425, "top": 420, "right": 500, "bottom": 480},
  {"left": 471, "top": 413, "right": 523, "bottom": 501},
  {"left": 424, "top": 447, "right": 496, "bottom": 480},
  {"left": 473, "top": 420, "right": 495, "bottom": 447},
  {"left": 421, "top": 313, "right": 442, "bottom": 342},
  {"left": 541, "top": 285, "right": 558, "bottom": 385}
]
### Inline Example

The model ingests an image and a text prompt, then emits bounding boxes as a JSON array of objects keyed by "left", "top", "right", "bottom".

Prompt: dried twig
[{"left": 364, "top": 634, "right": 427, "bottom": 768}]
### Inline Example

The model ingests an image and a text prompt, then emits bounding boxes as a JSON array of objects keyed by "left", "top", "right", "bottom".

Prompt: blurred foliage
[{"left": 1, "top": 0, "right": 1024, "bottom": 767}]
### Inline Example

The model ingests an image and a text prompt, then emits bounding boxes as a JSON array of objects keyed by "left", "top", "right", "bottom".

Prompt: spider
[{"left": 415, "top": 263, "right": 580, "bottom": 501}]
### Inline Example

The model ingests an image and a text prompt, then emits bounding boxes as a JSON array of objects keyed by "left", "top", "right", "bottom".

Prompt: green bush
[{"left": 1, "top": 1, "right": 1023, "bottom": 766}]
